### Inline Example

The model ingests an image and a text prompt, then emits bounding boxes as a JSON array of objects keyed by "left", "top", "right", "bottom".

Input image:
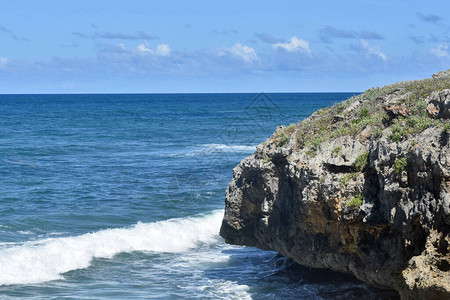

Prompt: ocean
[{"left": 0, "top": 93, "right": 399, "bottom": 299}]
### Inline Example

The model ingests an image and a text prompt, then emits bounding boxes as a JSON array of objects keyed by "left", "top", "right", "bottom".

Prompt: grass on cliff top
[{"left": 273, "top": 74, "right": 450, "bottom": 155}]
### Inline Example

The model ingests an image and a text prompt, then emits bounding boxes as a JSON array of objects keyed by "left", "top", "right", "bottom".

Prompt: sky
[{"left": 0, "top": 0, "right": 449, "bottom": 93}]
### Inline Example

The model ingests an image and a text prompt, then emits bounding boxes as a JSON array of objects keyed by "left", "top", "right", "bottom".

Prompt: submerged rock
[{"left": 220, "top": 71, "right": 450, "bottom": 299}]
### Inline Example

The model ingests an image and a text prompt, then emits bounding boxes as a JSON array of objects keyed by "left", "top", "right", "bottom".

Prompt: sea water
[{"left": 0, "top": 93, "right": 399, "bottom": 299}]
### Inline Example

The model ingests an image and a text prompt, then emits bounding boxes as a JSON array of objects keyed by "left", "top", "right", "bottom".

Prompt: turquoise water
[{"left": 0, "top": 93, "right": 398, "bottom": 299}]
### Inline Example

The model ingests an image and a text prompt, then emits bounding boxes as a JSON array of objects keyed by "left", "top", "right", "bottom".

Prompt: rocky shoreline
[{"left": 220, "top": 71, "right": 450, "bottom": 299}]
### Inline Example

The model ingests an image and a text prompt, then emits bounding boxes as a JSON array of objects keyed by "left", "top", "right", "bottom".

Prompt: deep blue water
[{"left": 0, "top": 93, "right": 398, "bottom": 299}]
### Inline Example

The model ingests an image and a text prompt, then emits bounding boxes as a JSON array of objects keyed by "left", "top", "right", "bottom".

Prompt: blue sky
[{"left": 0, "top": 0, "right": 449, "bottom": 93}]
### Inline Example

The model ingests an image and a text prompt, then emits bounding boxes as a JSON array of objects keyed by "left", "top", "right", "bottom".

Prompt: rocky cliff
[{"left": 220, "top": 71, "right": 450, "bottom": 299}]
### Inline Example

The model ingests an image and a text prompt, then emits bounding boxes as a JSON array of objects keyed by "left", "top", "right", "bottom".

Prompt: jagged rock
[
  {"left": 220, "top": 72, "right": 450, "bottom": 299},
  {"left": 333, "top": 114, "right": 345, "bottom": 123},
  {"left": 427, "top": 89, "right": 450, "bottom": 119},
  {"left": 385, "top": 105, "right": 410, "bottom": 118},
  {"left": 432, "top": 69, "right": 450, "bottom": 79}
]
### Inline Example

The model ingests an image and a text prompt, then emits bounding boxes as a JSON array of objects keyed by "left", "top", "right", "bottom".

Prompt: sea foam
[{"left": 0, "top": 210, "right": 224, "bottom": 285}]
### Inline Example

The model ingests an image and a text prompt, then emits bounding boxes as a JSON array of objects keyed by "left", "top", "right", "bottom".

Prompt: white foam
[
  {"left": 0, "top": 210, "right": 224, "bottom": 285},
  {"left": 198, "top": 280, "right": 252, "bottom": 300},
  {"left": 17, "top": 230, "right": 34, "bottom": 235},
  {"left": 201, "top": 144, "right": 256, "bottom": 152}
]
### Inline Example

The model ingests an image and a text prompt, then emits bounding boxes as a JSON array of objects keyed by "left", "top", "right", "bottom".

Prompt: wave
[
  {"left": 0, "top": 210, "right": 224, "bottom": 285},
  {"left": 201, "top": 144, "right": 256, "bottom": 152}
]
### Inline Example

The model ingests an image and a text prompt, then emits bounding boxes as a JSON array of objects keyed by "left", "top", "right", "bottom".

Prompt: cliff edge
[{"left": 220, "top": 71, "right": 450, "bottom": 299}]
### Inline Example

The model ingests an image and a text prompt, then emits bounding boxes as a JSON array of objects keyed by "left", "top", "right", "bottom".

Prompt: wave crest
[{"left": 0, "top": 210, "right": 223, "bottom": 285}]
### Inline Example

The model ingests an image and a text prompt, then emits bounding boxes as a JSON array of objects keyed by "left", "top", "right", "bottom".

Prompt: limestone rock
[
  {"left": 426, "top": 89, "right": 450, "bottom": 119},
  {"left": 220, "top": 71, "right": 450, "bottom": 299},
  {"left": 432, "top": 69, "right": 450, "bottom": 79}
]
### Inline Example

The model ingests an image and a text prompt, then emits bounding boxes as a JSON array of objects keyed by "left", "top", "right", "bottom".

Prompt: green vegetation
[
  {"left": 277, "top": 133, "right": 289, "bottom": 147},
  {"left": 276, "top": 124, "right": 297, "bottom": 147},
  {"left": 340, "top": 172, "right": 358, "bottom": 185},
  {"left": 390, "top": 118, "right": 407, "bottom": 142},
  {"left": 332, "top": 146, "right": 342, "bottom": 157},
  {"left": 444, "top": 123, "right": 450, "bottom": 132},
  {"left": 305, "top": 135, "right": 328, "bottom": 157},
  {"left": 280, "top": 74, "right": 450, "bottom": 155},
  {"left": 373, "top": 127, "right": 383, "bottom": 138},
  {"left": 389, "top": 115, "right": 441, "bottom": 142},
  {"left": 404, "top": 77, "right": 450, "bottom": 105},
  {"left": 359, "top": 108, "right": 369, "bottom": 118},
  {"left": 286, "top": 123, "right": 297, "bottom": 132},
  {"left": 334, "top": 102, "right": 345, "bottom": 114},
  {"left": 354, "top": 152, "right": 369, "bottom": 172},
  {"left": 263, "top": 155, "right": 270, "bottom": 163},
  {"left": 347, "top": 194, "right": 363, "bottom": 208},
  {"left": 409, "top": 100, "right": 427, "bottom": 115},
  {"left": 394, "top": 157, "right": 408, "bottom": 175},
  {"left": 338, "top": 152, "right": 368, "bottom": 185}
]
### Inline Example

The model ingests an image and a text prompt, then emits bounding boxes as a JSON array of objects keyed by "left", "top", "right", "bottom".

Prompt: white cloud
[
  {"left": 360, "top": 39, "right": 387, "bottom": 61},
  {"left": 156, "top": 44, "right": 171, "bottom": 56},
  {"left": 0, "top": 57, "right": 8, "bottom": 68},
  {"left": 137, "top": 43, "right": 171, "bottom": 56},
  {"left": 273, "top": 36, "right": 311, "bottom": 55},
  {"left": 430, "top": 44, "right": 448, "bottom": 57},
  {"left": 137, "top": 43, "right": 154, "bottom": 54},
  {"left": 226, "top": 43, "right": 258, "bottom": 62}
]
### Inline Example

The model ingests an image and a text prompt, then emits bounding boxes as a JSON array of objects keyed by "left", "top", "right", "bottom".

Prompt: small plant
[
  {"left": 340, "top": 172, "right": 358, "bottom": 185},
  {"left": 276, "top": 124, "right": 297, "bottom": 147},
  {"left": 347, "top": 194, "right": 363, "bottom": 208},
  {"left": 410, "top": 100, "right": 427, "bottom": 116},
  {"left": 286, "top": 123, "right": 297, "bottom": 134},
  {"left": 373, "top": 127, "right": 382, "bottom": 138},
  {"left": 262, "top": 155, "right": 270, "bottom": 163},
  {"left": 315, "top": 109, "right": 328, "bottom": 116},
  {"left": 335, "top": 102, "right": 345, "bottom": 113},
  {"left": 406, "top": 115, "right": 434, "bottom": 132},
  {"left": 277, "top": 133, "right": 289, "bottom": 147},
  {"left": 444, "top": 123, "right": 450, "bottom": 132},
  {"left": 332, "top": 146, "right": 342, "bottom": 157},
  {"left": 359, "top": 108, "right": 369, "bottom": 118},
  {"left": 390, "top": 118, "right": 407, "bottom": 142},
  {"left": 394, "top": 157, "right": 407, "bottom": 175},
  {"left": 354, "top": 152, "right": 369, "bottom": 172},
  {"left": 306, "top": 134, "right": 327, "bottom": 157}
]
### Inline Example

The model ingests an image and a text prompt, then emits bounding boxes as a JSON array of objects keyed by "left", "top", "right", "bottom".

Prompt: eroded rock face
[
  {"left": 220, "top": 75, "right": 450, "bottom": 299},
  {"left": 427, "top": 89, "right": 450, "bottom": 119}
]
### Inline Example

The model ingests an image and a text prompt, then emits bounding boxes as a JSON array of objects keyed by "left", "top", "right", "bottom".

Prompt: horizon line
[{"left": 0, "top": 91, "right": 362, "bottom": 96}]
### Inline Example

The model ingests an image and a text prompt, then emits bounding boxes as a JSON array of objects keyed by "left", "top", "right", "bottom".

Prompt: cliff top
[{"left": 269, "top": 69, "right": 450, "bottom": 157}]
